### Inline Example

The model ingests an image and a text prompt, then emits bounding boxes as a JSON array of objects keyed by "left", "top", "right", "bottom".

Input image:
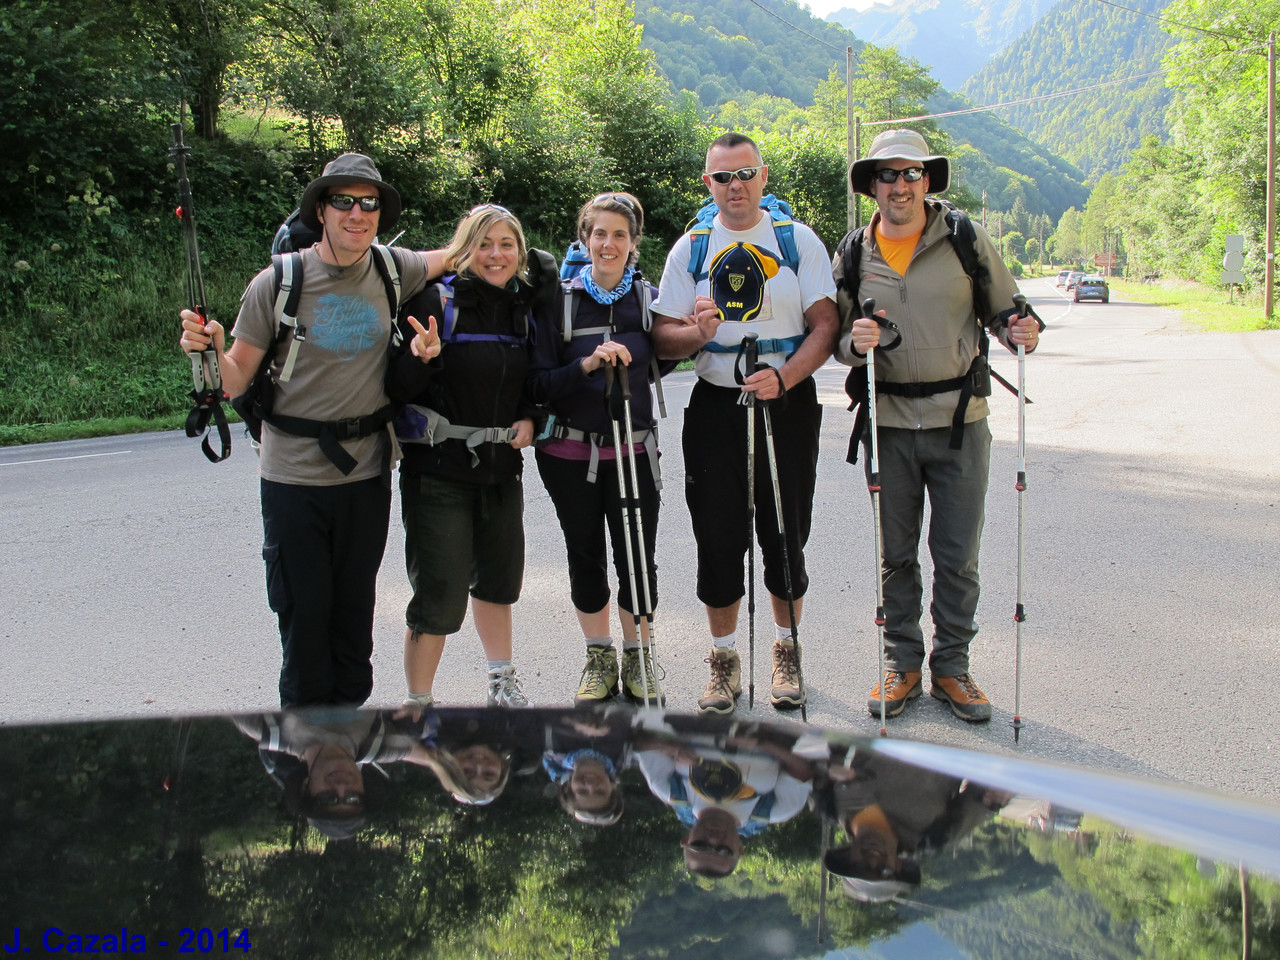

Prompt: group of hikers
[{"left": 179, "top": 127, "right": 1042, "bottom": 725}]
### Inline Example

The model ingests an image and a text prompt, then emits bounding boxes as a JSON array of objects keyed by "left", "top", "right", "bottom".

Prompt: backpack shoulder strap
[
  {"left": 760, "top": 194, "right": 800, "bottom": 274},
  {"left": 686, "top": 198, "right": 719, "bottom": 282},
  {"left": 271, "top": 252, "right": 305, "bottom": 383},
  {"left": 942, "top": 209, "right": 991, "bottom": 324},
  {"left": 835, "top": 225, "right": 868, "bottom": 306},
  {"left": 436, "top": 277, "right": 457, "bottom": 342},
  {"left": 370, "top": 244, "right": 402, "bottom": 319},
  {"left": 561, "top": 281, "right": 577, "bottom": 343}
]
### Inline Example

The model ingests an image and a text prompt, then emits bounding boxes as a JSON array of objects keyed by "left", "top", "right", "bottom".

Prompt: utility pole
[
  {"left": 1267, "top": 32, "right": 1275, "bottom": 320},
  {"left": 847, "top": 47, "right": 858, "bottom": 232}
]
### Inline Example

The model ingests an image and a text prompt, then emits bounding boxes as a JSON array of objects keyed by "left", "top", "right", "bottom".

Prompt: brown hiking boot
[
  {"left": 867, "top": 670, "right": 922, "bottom": 718},
  {"left": 697, "top": 648, "right": 741, "bottom": 714},
  {"left": 931, "top": 672, "right": 992, "bottom": 722},
  {"left": 770, "top": 638, "right": 805, "bottom": 710}
]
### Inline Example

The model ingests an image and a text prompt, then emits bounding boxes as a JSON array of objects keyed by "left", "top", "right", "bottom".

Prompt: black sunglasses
[
  {"left": 325, "top": 194, "right": 381, "bottom": 212},
  {"left": 707, "top": 167, "right": 762, "bottom": 185},
  {"left": 311, "top": 790, "right": 365, "bottom": 807},
  {"left": 873, "top": 167, "right": 926, "bottom": 184},
  {"left": 686, "top": 839, "right": 735, "bottom": 858}
]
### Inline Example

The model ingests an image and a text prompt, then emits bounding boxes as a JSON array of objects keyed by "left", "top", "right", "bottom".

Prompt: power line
[
  {"left": 861, "top": 42, "right": 1265, "bottom": 127},
  {"left": 1085, "top": 0, "right": 1246, "bottom": 43},
  {"left": 743, "top": 0, "right": 849, "bottom": 54}
]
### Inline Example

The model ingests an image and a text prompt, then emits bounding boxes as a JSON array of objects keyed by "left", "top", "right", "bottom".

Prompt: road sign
[{"left": 1093, "top": 253, "right": 1117, "bottom": 268}]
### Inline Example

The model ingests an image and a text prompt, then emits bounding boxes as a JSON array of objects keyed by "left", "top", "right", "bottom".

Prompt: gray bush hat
[
  {"left": 299, "top": 153, "right": 402, "bottom": 233},
  {"left": 849, "top": 129, "right": 950, "bottom": 197}
]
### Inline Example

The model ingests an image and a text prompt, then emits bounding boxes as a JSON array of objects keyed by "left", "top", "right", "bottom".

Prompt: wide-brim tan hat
[
  {"left": 849, "top": 129, "right": 950, "bottom": 197},
  {"left": 299, "top": 153, "right": 402, "bottom": 233}
]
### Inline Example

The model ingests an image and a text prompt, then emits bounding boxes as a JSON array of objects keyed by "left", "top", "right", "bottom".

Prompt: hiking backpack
[
  {"left": 555, "top": 241, "right": 667, "bottom": 418},
  {"left": 270, "top": 208, "right": 322, "bottom": 256},
  {"left": 686, "top": 192, "right": 801, "bottom": 282},
  {"left": 231, "top": 244, "right": 403, "bottom": 454}
]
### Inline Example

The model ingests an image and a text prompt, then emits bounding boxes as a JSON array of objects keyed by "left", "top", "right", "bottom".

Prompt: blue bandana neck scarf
[{"left": 581, "top": 264, "right": 635, "bottom": 305}]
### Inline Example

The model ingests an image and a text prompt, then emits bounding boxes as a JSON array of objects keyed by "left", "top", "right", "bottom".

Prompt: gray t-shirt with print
[{"left": 232, "top": 246, "right": 429, "bottom": 485}]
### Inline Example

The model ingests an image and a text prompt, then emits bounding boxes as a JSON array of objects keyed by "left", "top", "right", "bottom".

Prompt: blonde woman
[{"left": 387, "top": 204, "right": 540, "bottom": 708}]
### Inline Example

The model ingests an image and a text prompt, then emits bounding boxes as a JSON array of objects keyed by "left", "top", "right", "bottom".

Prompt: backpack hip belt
[
  {"left": 268, "top": 404, "right": 397, "bottom": 476},
  {"left": 396, "top": 404, "right": 519, "bottom": 468},
  {"left": 701, "top": 333, "right": 806, "bottom": 356},
  {"left": 537, "top": 416, "right": 660, "bottom": 489}
]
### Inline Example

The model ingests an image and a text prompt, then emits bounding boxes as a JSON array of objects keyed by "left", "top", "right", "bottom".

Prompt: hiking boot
[
  {"left": 867, "top": 670, "right": 922, "bottom": 718},
  {"left": 930, "top": 672, "right": 991, "bottom": 722},
  {"left": 621, "top": 647, "right": 666, "bottom": 705},
  {"left": 575, "top": 646, "right": 618, "bottom": 705},
  {"left": 487, "top": 665, "right": 533, "bottom": 708},
  {"left": 697, "top": 649, "right": 741, "bottom": 715},
  {"left": 770, "top": 638, "right": 805, "bottom": 710}
]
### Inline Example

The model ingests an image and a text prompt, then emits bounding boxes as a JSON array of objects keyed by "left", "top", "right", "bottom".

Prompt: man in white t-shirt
[{"left": 652, "top": 133, "right": 838, "bottom": 714}]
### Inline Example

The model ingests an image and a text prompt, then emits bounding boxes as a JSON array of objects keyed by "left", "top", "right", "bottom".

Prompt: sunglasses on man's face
[
  {"left": 311, "top": 790, "right": 365, "bottom": 808},
  {"left": 325, "top": 194, "right": 381, "bottom": 212},
  {"left": 873, "top": 167, "right": 926, "bottom": 184},
  {"left": 686, "top": 839, "right": 735, "bottom": 858},
  {"left": 707, "top": 167, "right": 762, "bottom": 185}
]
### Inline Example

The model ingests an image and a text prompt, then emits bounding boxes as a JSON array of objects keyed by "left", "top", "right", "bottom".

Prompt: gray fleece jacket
[{"left": 833, "top": 200, "right": 1021, "bottom": 431}]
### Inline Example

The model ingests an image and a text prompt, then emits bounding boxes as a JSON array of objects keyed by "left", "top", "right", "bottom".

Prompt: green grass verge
[
  {"left": 1108, "top": 278, "right": 1277, "bottom": 333},
  {"left": 0, "top": 413, "right": 192, "bottom": 446}
]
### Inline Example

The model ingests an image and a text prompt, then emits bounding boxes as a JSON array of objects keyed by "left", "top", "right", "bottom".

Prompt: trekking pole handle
[
  {"left": 1012, "top": 293, "right": 1046, "bottom": 332},
  {"left": 733, "top": 332, "right": 761, "bottom": 385},
  {"left": 602, "top": 355, "right": 630, "bottom": 421}
]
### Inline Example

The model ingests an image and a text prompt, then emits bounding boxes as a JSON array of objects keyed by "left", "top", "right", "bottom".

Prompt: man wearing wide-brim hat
[
  {"left": 179, "top": 152, "right": 447, "bottom": 709},
  {"left": 832, "top": 128, "right": 1044, "bottom": 725}
]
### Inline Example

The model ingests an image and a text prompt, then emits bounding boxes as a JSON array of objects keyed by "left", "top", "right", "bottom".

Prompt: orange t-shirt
[{"left": 874, "top": 225, "right": 923, "bottom": 278}]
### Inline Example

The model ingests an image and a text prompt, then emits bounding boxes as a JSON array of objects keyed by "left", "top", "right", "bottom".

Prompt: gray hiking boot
[{"left": 487, "top": 665, "right": 532, "bottom": 708}]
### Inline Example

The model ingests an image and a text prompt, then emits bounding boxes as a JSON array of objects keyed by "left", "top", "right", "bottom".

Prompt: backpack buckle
[{"left": 332, "top": 417, "right": 363, "bottom": 440}]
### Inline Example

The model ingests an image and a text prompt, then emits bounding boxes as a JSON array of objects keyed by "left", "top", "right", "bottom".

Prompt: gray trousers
[{"left": 865, "top": 420, "right": 991, "bottom": 676}]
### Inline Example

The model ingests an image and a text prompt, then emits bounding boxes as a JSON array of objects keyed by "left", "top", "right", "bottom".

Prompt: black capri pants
[{"left": 681, "top": 377, "right": 821, "bottom": 609}]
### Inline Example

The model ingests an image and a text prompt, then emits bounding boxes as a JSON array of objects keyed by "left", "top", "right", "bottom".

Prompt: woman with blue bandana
[{"left": 528, "top": 192, "right": 671, "bottom": 707}]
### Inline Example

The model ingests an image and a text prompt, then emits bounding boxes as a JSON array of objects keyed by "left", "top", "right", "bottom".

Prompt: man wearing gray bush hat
[
  {"left": 180, "top": 153, "right": 446, "bottom": 709},
  {"left": 833, "top": 128, "right": 1043, "bottom": 724}
]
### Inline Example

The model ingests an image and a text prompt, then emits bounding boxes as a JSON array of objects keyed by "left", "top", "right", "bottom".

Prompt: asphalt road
[{"left": 3, "top": 279, "right": 1277, "bottom": 801}]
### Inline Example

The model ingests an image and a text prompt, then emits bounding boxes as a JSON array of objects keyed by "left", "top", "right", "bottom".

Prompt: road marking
[{"left": 0, "top": 450, "right": 132, "bottom": 467}]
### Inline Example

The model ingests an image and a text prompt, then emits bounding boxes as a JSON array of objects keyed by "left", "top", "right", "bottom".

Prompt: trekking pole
[
  {"left": 615, "top": 363, "right": 664, "bottom": 707},
  {"left": 862, "top": 298, "right": 890, "bottom": 737},
  {"left": 758, "top": 368, "right": 807, "bottom": 723},
  {"left": 171, "top": 123, "right": 231, "bottom": 463},
  {"left": 603, "top": 362, "right": 659, "bottom": 705},
  {"left": 734, "top": 335, "right": 761, "bottom": 709},
  {"left": 1010, "top": 293, "right": 1044, "bottom": 743}
]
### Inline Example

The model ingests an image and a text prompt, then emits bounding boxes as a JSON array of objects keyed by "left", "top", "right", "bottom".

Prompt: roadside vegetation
[{"left": 2, "top": 0, "right": 1275, "bottom": 447}]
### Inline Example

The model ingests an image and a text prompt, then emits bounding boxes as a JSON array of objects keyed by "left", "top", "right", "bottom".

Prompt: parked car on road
[{"left": 1074, "top": 275, "right": 1110, "bottom": 303}]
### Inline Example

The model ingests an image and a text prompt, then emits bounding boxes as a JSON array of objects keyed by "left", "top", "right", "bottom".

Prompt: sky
[{"left": 801, "top": 0, "right": 888, "bottom": 17}]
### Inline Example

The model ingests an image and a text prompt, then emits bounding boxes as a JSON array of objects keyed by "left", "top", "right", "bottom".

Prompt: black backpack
[{"left": 270, "top": 208, "right": 322, "bottom": 255}]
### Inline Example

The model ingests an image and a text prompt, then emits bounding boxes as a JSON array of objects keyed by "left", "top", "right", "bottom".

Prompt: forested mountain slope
[
  {"left": 931, "top": 90, "right": 1089, "bottom": 216},
  {"left": 962, "top": 0, "right": 1173, "bottom": 179},
  {"left": 635, "top": 0, "right": 857, "bottom": 107},
  {"left": 824, "top": 0, "right": 1058, "bottom": 89},
  {"left": 635, "top": 0, "right": 1088, "bottom": 220}
]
